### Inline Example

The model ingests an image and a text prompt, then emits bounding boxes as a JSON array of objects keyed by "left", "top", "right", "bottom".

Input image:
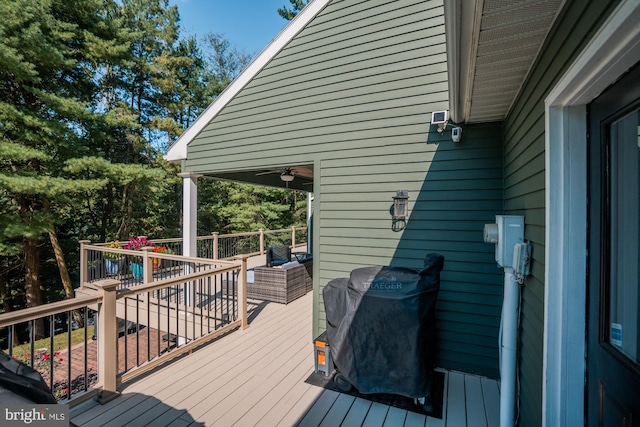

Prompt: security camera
[{"left": 451, "top": 127, "right": 462, "bottom": 142}]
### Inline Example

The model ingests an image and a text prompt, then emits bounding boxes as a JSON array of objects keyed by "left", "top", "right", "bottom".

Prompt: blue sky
[{"left": 170, "top": 0, "right": 291, "bottom": 55}]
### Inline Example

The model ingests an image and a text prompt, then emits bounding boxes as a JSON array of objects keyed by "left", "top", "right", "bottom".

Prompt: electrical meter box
[{"left": 484, "top": 215, "right": 525, "bottom": 268}]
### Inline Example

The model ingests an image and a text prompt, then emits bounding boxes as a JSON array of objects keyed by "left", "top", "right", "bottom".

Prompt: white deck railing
[
  {"left": 85, "top": 226, "right": 307, "bottom": 260},
  {"left": 0, "top": 227, "right": 307, "bottom": 404},
  {"left": 0, "top": 253, "right": 249, "bottom": 405}
]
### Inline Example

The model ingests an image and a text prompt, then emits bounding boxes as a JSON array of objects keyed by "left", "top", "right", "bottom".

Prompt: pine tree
[
  {"left": 278, "top": 0, "right": 310, "bottom": 20},
  {"left": 0, "top": 0, "right": 120, "bottom": 335}
]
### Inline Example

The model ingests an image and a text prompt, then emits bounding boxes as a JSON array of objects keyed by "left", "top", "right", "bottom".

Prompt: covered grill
[{"left": 323, "top": 253, "right": 444, "bottom": 401}]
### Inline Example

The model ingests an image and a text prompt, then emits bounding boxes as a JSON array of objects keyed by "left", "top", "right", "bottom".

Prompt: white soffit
[
  {"left": 164, "top": 0, "right": 332, "bottom": 162},
  {"left": 458, "top": 0, "right": 565, "bottom": 123}
]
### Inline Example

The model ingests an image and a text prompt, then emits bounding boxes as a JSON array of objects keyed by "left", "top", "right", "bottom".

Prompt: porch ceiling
[
  {"left": 445, "top": 0, "right": 565, "bottom": 124},
  {"left": 204, "top": 164, "right": 313, "bottom": 192}
]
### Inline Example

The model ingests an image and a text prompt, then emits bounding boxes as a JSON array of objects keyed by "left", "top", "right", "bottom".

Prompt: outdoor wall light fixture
[
  {"left": 392, "top": 190, "right": 409, "bottom": 219},
  {"left": 431, "top": 110, "right": 462, "bottom": 142}
]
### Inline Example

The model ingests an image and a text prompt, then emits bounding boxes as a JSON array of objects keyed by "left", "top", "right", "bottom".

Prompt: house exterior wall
[
  {"left": 185, "top": 0, "right": 504, "bottom": 378},
  {"left": 503, "top": 0, "right": 620, "bottom": 425}
]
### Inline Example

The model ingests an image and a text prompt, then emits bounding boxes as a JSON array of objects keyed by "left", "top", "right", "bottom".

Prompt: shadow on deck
[{"left": 70, "top": 292, "right": 499, "bottom": 427}]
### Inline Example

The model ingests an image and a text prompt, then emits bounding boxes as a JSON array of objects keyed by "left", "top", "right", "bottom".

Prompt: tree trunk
[
  {"left": 0, "top": 272, "right": 9, "bottom": 313},
  {"left": 47, "top": 222, "right": 85, "bottom": 327},
  {"left": 117, "top": 182, "right": 133, "bottom": 239},
  {"left": 24, "top": 237, "right": 44, "bottom": 339},
  {"left": 48, "top": 226, "right": 72, "bottom": 298}
]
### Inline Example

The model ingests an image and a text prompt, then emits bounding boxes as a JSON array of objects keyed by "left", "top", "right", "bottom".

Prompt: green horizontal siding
[
  {"left": 185, "top": 0, "right": 503, "bottom": 378},
  {"left": 503, "top": 0, "right": 620, "bottom": 425},
  {"left": 317, "top": 121, "right": 503, "bottom": 378}
]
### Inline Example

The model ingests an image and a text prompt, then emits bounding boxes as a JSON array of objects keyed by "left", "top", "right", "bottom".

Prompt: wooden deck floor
[{"left": 70, "top": 292, "right": 500, "bottom": 426}]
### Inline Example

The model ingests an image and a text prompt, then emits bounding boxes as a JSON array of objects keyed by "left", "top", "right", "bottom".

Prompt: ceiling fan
[{"left": 255, "top": 167, "right": 313, "bottom": 185}]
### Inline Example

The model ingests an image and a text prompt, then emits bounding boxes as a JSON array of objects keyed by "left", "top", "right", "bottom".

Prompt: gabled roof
[
  {"left": 445, "top": 0, "right": 565, "bottom": 123},
  {"left": 165, "top": 0, "right": 332, "bottom": 162}
]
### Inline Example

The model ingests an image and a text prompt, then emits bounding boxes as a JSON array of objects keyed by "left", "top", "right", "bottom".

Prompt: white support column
[
  {"left": 179, "top": 172, "right": 200, "bottom": 307},
  {"left": 179, "top": 172, "right": 200, "bottom": 258},
  {"left": 307, "top": 192, "right": 313, "bottom": 254}
]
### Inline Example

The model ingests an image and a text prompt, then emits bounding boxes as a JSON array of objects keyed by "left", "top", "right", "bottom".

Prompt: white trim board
[
  {"left": 543, "top": 1, "right": 640, "bottom": 426},
  {"left": 164, "top": 0, "right": 332, "bottom": 162}
]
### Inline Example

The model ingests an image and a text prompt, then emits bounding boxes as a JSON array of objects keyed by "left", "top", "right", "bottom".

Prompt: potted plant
[
  {"left": 104, "top": 241, "right": 123, "bottom": 276},
  {"left": 152, "top": 245, "right": 174, "bottom": 271},
  {"left": 125, "top": 236, "right": 153, "bottom": 279}
]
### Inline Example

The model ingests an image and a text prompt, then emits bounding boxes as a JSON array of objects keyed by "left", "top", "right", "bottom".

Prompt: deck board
[
  {"left": 363, "top": 401, "right": 390, "bottom": 427},
  {"left": 383, "top": 406, "right": 408, "bottom": 426},
  {"left": 481, "top": 377, "right": 500, "bottom": 427},
  {"left": 340, "top": 397, "right": 373, "bottom": 426},
  {"left": 445, "top": 372, "right": 467, "bottom": 427},
  {"left": 404, "top": 410, "right": 427, "bottom": 427},
  {"left": 465, "top": 375, "right": 488, "bottom": 426},
  {"left": 70, "top": 292, "right": 500, "bottom": 426},
  {"left": 319, "top": 392, "right": 356, "bottom": 427}
]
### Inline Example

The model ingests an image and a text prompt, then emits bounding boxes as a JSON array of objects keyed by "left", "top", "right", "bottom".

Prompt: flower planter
[
  {"left": 130, "top": 262, "right": 144, "bottom": 279},
  {"left": 104, "top": 258, "right": 123, "bottom": 276}
]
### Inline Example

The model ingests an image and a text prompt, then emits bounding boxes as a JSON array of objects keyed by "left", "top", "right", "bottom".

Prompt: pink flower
[
  {"left": 54, "top": 351, "right": 60, "bottom": 356},
  {"left": 124, "top": 236, "right": 152, "bottom": 250},
  {"left": 42, "top": 354, "right": 50, "bottom": 361}
]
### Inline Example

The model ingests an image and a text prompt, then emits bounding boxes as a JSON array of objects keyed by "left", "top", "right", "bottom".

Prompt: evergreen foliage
[
  {"left": 277, "top": 0, "right": 311, "bottom": 20},
  {"left": 0, "top": 0, "right": 309, "bottom": 325}
]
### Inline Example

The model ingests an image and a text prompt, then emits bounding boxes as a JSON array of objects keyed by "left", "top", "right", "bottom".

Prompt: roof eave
[
  {"left": 444, "top": 0, "right": 482, "bottom": 124},
  {"left": 164, "top": 0, "right": 333, "bottom": 163}
]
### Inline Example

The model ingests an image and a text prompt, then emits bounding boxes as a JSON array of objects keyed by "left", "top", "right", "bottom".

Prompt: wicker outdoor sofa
[{"left": 247, "top": 259, "right": 312, "bottom": 304}]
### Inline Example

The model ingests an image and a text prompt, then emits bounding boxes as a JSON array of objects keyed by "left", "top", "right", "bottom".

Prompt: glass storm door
[{"left": 588, "top": 62, "right": 640, "bottom": 426}]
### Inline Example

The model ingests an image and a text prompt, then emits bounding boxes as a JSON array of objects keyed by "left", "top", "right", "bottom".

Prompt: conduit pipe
[{"left": 500, "top": 267, "right": 519, "bottom": 427}]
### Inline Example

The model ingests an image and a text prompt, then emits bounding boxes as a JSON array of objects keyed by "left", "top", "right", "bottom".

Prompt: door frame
[{"left": 543, "top": 1, "right": 640, "bottom": 426}]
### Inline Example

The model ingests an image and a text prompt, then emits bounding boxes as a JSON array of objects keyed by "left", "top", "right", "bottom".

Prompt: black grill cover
[
  {"left": 0, "top": 350, "right": 57, "bottom": 404},
  {"left": 323, "top": 253, "right": 444, "bottom": 398}
]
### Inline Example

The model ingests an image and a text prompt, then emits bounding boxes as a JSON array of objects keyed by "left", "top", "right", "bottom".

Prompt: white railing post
[
  {"left": 142, "top": 246, "right": 154, "bottom": 285},
  {"left": 291, "top": 226, "right": 296, "bottom": 248},
  {"left": 259, "top": 229, "right": 265, "bottom": 255},
  {"left": 94, "top": 279, "right": 120, "bottom": 403},
  {"left": 212, "top": 232, "right": 219, "bottom": 260},
  {"left": 234, "top": 255, "right": 249, "bottom": 330},
  {"left": 79, "top": 240, "right": 90, "bottom": 286}
]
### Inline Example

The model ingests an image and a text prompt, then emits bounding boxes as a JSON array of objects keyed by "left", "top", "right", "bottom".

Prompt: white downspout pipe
[{"left": 501, "top": 267, "right": 519, "bottom": 427}]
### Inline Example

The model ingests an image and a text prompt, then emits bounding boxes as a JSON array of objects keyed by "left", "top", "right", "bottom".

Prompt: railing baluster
[
  {"left": 214, "top": 274, "right": 218, "bottom": 330},
  {"left": 199, "top": 278, "right": 203, "bottom": 338},
  {"left": 9, "top": 325, "right": 14, "bottom": 356},
  {"left": 124, "top": 296, "right": 128, "bottom": 373},
  {"left": 84, "top": 307, "right": 88, "bottom": 393},
  {"left": 191, "top": 279, "right": 195, "bottom": 340},
  {"left": 67, "top": 310, "right": 72, "bottom": 401},
  {"left": 207, "top": 276, "right": 211, "bottom": 334},
  {"left": 157, "top": 290, "right": 160, "bottom": 359},
  {"left": 147, "top": 291, "right": 151, "bottom": 363},
  {"left": 49, "top": 314, "right": 54, "bottom": 393},
  {"left": 136, "top": 296, "right": 140, "bottom": 367},
  {"left": 166, "top": 287, "right": 170, "bottom": 354},
  {"left": 177, "top": 284, "right": 181, "bottom": 348},
  {"left": 30, "top": 320, "right": 34, "bottom": 368}
]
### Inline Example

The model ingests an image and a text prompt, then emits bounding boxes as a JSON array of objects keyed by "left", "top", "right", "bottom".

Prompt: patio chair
[{"left": 266, "top": 244, "right": 291, "bottom": 267}]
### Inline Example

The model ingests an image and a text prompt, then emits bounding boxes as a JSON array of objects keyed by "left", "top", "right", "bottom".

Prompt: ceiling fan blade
[
  {"left": 291, "top": 167, "right": 313, "bottom": 178},
  {"left": 255, "top": 170, "right": 279, "bottom": 176}
]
